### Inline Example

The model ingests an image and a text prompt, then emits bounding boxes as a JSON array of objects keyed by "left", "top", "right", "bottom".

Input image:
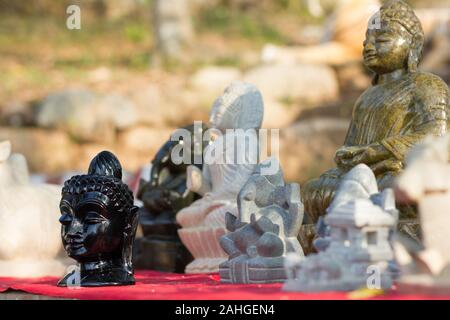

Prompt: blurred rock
[
  {"left": 130, "top": 81, "right": 210, "bottom": 128},
  {"left": 0, "top": 127, "right": 164, "bottom": 175},
  {"left": 0, "top": 127, "right": 78, "bottom": 174},
  {"left": 87, "top": 67, "right": 112, "bottom": 83},
  {"left": 261, "top": 42, "right": 360, "bottom": 66},
  {"left": 244, "top": 64, "right": 339, "bottom": 105},
  {"left": 279, "top": 118, "right": 349, "bottom": 183},
  {"left": 101, "top": 94, "right": 138, "bottom": 129},
  {"left": 262, "top": 99, "right": 302, "bottom": 129},
  {"left": 118, "top": 126, "right": 175, "bottom": 154},
  {"left": 130, "top": 84, "right": 166, "bottom": 126},
  {"left": 34, "top": 89, "right": 138, "bottom": 143},
  {"left": 190, "top": 66, "right": 242, "bottom": 101},
  {"left": 0, "top": 101, "right": 34, "bottom": 127}
]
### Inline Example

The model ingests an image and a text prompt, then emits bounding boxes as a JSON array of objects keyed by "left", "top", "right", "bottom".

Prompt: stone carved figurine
[
  {"left": 302, "top": 0, "right": 449, "bottom": 227},
  {"left": 134, "top": 123, "right": 208, "bottom": 272},
  {"left": 219, "top": 159, "right": 304, "bottom": 284},
  {"left": 0, "top": 141, "right": 69, "bottom": 277},
  {"left": 284, "top": 164, "right": 397, "bottom": 292},
  {"left": 394, "top": 135, "right": 450, "bottom": 294},
  {"left": 176, "top": 81, "right": 264, "bottom": 273},
  {"left": 58, "top": 151, "right": 139, "bottom": 287}
]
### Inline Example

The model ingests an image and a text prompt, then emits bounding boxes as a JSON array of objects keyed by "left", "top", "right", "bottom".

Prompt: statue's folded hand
[
  {"left": 335, "top": 146, "right": 366, "bottom": 167},
  {"left": 370, "top": 159, "right": 403, "bottom": 175},
  {"left": 338, "top": 144, "right": 392, "bottom": 169},
  {"left": 186, "top": 165, "right": 204, "bottom": 193}
]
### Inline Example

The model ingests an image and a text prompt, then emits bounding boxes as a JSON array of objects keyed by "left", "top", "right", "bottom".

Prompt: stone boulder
[
  {"left": 117, "top": 126, "right": 175, "bottom": 154},
  {"left": 0, "top": 127, "right": 78, "bottom": 174},
  {"left": 130, "top": 83, "right": 210, "bottom": 128},
  {"left": 190, "top": 66, "right": 242, "bottom": 102},
  {"left": 34, "top": 89, "right": 138, "bottom": 143},
  {"left": 243, "top": 64, "right": 339, "bottom": 106}
]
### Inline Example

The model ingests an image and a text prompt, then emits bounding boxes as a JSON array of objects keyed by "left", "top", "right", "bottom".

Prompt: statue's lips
[
  {"left": 363, "top": 52, "right": 378, "bottom": 60},
  {"left": 66, "top": 239, "right": 84, "bottom": 251}
]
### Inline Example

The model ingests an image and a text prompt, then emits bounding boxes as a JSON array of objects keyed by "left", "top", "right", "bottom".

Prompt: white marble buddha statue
[
  {"left": 176, "top": 82, "right": 264, "bottom": 273},
  {"left": 0, "top": 141, "right": 69, "bottom": 277}
]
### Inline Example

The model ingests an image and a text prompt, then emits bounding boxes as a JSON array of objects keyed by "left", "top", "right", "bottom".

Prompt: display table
[{"left": 0, "top": 270, "right": 448, "bottom": 300}]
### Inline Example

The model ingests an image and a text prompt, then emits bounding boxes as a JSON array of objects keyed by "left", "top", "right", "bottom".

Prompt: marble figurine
[
  {"left": 176, "top": 81, "right": 264, "bottom": 273},
  {"left": 219, "top": 159, "right": 304, "bottom": 284},
  {"left": 0, "top": 141, "right": 68, "bottom": 277},
  {"left": 284, "top": 164, "right": 397, "bottom": 292}
]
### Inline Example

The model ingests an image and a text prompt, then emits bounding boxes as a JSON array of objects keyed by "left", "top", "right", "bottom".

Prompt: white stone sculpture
[
  {"left": 284, "top": 164, "right": 397, "bottom": 292},
  {"left": 394, "top": 134, "right": 450, "bottom": 294},
  {"left": 176, "top": 82, "right": 264, "bottom": 273},
  {"left": 0, "top": 141, "right": 69, "bottom": 277}
]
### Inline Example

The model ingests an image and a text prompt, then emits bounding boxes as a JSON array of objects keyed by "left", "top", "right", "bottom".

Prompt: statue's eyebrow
[{"left": 74, "top": 200, "right": 111, "bottom": 219}]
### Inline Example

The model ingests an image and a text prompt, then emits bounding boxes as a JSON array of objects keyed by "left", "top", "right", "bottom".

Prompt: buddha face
[
  {"left": 363, "top": 20, "right": 412, "bottom": 75},
  {"left": 59, "top": 192, "right": 124, "bottom": 261}
]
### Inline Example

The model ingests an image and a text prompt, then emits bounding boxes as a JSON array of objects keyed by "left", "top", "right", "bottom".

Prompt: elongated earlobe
[
  {"left": 407, "top": 35, "right": 423, "bottom": 73},
  {"left": 407, "top": 50, "right": 420, "bottom": 73}
]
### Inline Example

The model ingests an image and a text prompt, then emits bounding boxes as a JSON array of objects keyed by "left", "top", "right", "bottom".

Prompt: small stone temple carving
[
  {"left": 394, "top": 135, "right": 450, "bottom": 295},
  {"left": 58, "top": 151, "right": 139, "bottom": 287},
  {"left": 219, "top": 159, "right": 304, "bottom": 284},
  {"left": 134, "top": 123, "right": 207, "bottom": 273},
  {"left": 284, "top": 164, "right": 397, "bottom": 292},
  {"left": 176, "top": 81, "right": 264, "bottom": 273},
  {"left": 301, "top": 0, "right": 449, "bottom": 233},
  {"left": 0, "top": 141, "right": 68, "bottom": 277}
]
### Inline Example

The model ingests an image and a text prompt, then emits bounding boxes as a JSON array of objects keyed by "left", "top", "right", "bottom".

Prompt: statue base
[
  {"left": 220, "top": 256, "right": 287, "bottom": 284},
  {"left": 134, "top": 208, "right": 193, "bottom": 273},
  {"left": 135, "top": 238, "right": 193, "bottom": 273},
  {"left": 178, "top": 226, "right": 228, "bottom": 273},
  {"left": 284, "top": 275, "right": 393, "bottom": 292}
]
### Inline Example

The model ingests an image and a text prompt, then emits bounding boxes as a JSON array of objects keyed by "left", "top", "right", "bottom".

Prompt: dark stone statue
[
  {"left": 301, "top": 0, "right": 449, "bottom": 243},
  {"left": 134, "top": 123, "right": 207, "bottom": 272},
  {"left": 219, "top": 160, "right": 304, "bottom": 283},
  {"left": 58, "top": 151, "right": 139, "bottom": 287}
]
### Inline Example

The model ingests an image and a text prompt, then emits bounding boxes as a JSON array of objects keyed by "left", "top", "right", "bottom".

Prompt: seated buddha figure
[
  {"left": 302, "top": 0, "right": 449, "bottom": 224},
  {"left": 134, "top": 123, "right": 208, "bottom": 273},
  {"left": 176, "top": 81, "right": 264, "bottom": 273}
]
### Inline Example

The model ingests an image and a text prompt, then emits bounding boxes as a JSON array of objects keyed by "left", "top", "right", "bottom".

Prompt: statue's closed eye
[{"left": 84, "top": 211, "right": 106, "bottom": 224}]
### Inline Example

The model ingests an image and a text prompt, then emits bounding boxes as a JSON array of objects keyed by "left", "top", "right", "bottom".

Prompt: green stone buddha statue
[{"left": 302, "top": 0, "right": 449, "bottom": 228}]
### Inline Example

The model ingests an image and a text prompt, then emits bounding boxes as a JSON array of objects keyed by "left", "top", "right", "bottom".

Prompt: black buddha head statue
[{"left": 58, "top": 151, "right": 139, "bottom": 287}]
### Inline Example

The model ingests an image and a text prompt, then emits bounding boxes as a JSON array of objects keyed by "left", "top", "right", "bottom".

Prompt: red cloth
[{"left": 0, "top": 270, "right": 448, "bottom": 300}]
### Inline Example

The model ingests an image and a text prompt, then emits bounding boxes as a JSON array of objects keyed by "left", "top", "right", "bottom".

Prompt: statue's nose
[
  {"left": 363, "top": 39, "right": 376, "bottom": 52},
  {"left": 66, "top": 220, "right": 83, "bottom": 237}
]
